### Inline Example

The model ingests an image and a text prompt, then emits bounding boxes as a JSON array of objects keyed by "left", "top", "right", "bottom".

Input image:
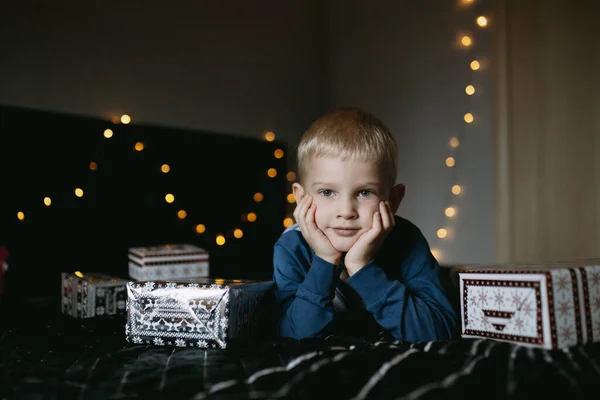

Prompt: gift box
[
  {"left": 61, "top": 272, "right": 128, "bottom": 318},
  {"left": 458, "top": 263, "right": 600, "bottom": 349},
  {"left": 128, "top": 243, "right": 209, "bottom": 281},
  {"left": 125, "top": 279, "right": 274, "bottom": 349}
]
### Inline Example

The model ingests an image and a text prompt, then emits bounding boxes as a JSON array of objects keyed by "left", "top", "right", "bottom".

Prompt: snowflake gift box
[
  {"left": 458, "top": 264, "right": 600, "bottom": 349},
  {"left": 61, "top": 272, "right": 128, "bottom": 318},
  {"left": 128, "top": 243, "right": 209, "bottom": 281},
  {"left": 125, "top": 279, "right": 274, "bottom": 349}
]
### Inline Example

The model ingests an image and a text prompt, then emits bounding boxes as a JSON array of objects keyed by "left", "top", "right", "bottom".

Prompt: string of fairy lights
[
  {"left": 429, "top": 0, "right": 489, "bottom": 262},
  {"left": 11, "top": 1, "right": 487, "bottom": 254},
  {"left": 14, "top": 115, "right": 295, "bottom": 248}
]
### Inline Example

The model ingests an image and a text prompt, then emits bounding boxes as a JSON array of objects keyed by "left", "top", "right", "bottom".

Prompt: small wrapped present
[
  {"left": 128, "top": 243, "right": 209, "bottom": 281},
  {"left": 61, "top": 272, "right": 128, "bottom": 318},
  {"left": 125, "top": 279, "right": 274, "bottom": 349},
  {"left": 458, "top": 263, "right": 600, "bottom": 349}
]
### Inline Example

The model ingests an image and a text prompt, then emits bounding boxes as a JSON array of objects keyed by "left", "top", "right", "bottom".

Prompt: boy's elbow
[
  {"left": 431, "top": 307, "right": 458, "bottom": 341},
  {"left": 397, "top": 302, "right": 458, "bottom": 342},
  {"left": 277, "top": 321, "right": 317, "bottom": 341},
  {"left": 278, "top": 314, "right": 333, "bottom": 341},
  {"left": 400, "top": 320, "right": 452, "bottom": 343},
  {"left": 278, "top": 315, "right": 300, "bottom": 340}
]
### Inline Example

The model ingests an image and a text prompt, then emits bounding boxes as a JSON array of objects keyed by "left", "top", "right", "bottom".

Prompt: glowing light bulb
[
  {"left": 44, "top": 197, "right": 51, "bottom": 206},
  {"left": 465, "top": 85, "right": 475, "bottom": 95},
  {"left": 75, "top": 188, "right": 84, "bottom": 197},
  {"left": 450, "top": 137, "right": 460, "bottom": 148},
  {"left": 233, "top": 229, "right": 243, "bottom": 239},
  {"left": 104, "top": 129, "right": 113, "bottom": 138},
  {"left": 445, "top": 207, "right": 456, "bottom": 217},
  {"left": 121, "top": 114, "right": 131, "bottom": 124},
  {"left": 17, "top": 211, "right": 25, "bottom": 221},
  {"left": 165, "top": 193, "right": 175, "bottom": 203},
  {"left": 464, "top": 113, "right": 474, "bottom": 123},
  {"left": 177, "top": 210, "right": 187, "bottom": 219},
  {"left": 274, "top": 149, "right": 284, "bottom": 159},
  {"left": 437, "top": 229, "right": 448, "bottom": 239},
  {"left": 452, "top": 185, "right": 462, "bottom": 195},
  {"left": 287, "top": 193, "right": 295, "bottom": 203},
  {"left": 134, "top": 142, "right": 144, "bottom": 151},
  {"left": 267, "top": 168, "right": 277, "bottom": 178},
  {"left": 253, "top": 192, "right": 264, "bottom": 202},
  {"left": 264, "top": 131, "right": 275, "bottom": 142},
  {"left": 216, "top": 235, "right": 226, "bottom": 246},
  {"left": 161, "top": 164, "right": 170, "bottom": 173},
  {"left": 247, "top": 212, "right": 257, "bottom": 222},
  {"left": 461, "top": 36, "right": 472, "bottom": 47},
  {"left": 445, "top": 157, "right": 455, "bottom": 167},
  {"left": 195, "top": 224, "right": 206, "bottom": 234},
  {"left": 286, "top": 171, "right": 297, "bottom": 182},
  {"left": 283, "top": 217, "right": 294, "bottom": 228},
  {"left": 477, "top": 16, "right": 488, "bottom": 27},
  {"left": 470, "top": 60, "right": 480, "bottom": 70},
  {"left": 89, "top": 161, "right": 98, "bottom": 171}
]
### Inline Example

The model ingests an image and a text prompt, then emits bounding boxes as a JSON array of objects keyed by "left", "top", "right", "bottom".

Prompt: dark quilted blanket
[{"left": 1, "top": 296, "right": 599, "bottom": 400}]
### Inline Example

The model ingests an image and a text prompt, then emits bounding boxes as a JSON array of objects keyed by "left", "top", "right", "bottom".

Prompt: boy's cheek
[
  {"left": 314, "top": 214, "right": 326, "bottom": 230},
  {"left": 313, "top": 209, "right": 328, "bottom": 230}
]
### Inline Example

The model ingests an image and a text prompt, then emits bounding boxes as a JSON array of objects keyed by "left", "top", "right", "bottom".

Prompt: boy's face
[{"left": 293, "top": 156, "right": 398, "bottom": 253}]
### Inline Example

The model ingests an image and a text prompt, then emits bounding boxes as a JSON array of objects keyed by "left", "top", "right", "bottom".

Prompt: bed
[{"left": 1, "top": 292, "right": 599, "bottom": 400}]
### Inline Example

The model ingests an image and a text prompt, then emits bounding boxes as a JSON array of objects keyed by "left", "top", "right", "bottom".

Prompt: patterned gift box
[
  {"left": 128, "top": 243, "right": 209, "bottom": 281},
  {"left": 458, "top": 263, "right": 600, "bottom": 349},
  {"left": 125, "top": 279, "right": 274, "bottom": 349},
  {"left": 61, "top": 272, "right": 128, "bottom": 318}
]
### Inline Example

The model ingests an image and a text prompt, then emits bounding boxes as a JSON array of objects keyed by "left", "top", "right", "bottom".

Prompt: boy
[{"left": 272, "top": 107, "right": 457, "bottom": 342}]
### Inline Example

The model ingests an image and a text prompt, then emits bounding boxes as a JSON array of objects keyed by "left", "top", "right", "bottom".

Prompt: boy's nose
[{"left": 337, "top": 198, "right": 358, "bottom": 219}]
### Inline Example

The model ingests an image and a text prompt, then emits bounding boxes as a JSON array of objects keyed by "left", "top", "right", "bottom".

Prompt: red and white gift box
[
  {"left": 458, "top": 263, "right": 600, "bottom": 349},
  {"left": 128, "top": 243, "right": 209, "bottom": 281}
]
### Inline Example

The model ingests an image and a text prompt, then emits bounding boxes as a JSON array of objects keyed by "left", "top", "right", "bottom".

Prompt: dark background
[{"left": 0, "top": 105, "right": 288, "bottom": 297}]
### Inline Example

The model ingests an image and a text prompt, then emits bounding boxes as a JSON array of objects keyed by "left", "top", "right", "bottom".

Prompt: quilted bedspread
[{"left": 1, "top": 296, "right": 599, "bottom": 400}]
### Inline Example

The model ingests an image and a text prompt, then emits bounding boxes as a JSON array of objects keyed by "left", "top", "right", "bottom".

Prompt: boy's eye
[
  {"left": 359, "top": 190, "right": 373, "bottom": 197},
  {"left": 319, "top": 189, "right": 333, "bottom": 197}
]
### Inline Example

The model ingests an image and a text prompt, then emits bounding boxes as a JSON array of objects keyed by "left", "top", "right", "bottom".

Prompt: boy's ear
[
  {"left": 292, "top": 183, "right": 305, "bottom": 202},
  {"left": 389, "top": 184, "right": 405, "bottom": 214}
]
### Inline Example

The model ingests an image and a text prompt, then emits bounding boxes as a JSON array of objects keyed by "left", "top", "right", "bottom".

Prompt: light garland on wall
[
  {"left": 429, "top": 0, "right": 489, "bottom": 263},
  {"left": 13, "top": 116, "right": 290, "bottom": 248},
  {"left": 264, "top": 131, "right": 297, "bottom": 230}
]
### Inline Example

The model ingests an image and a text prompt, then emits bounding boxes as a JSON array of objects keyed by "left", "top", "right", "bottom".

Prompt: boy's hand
[
  {"left": 293, "top": 195, "right": 342, "bottom": 266},
  {"left": 344, "top": 201, "right": 395, "bottom": 276}
]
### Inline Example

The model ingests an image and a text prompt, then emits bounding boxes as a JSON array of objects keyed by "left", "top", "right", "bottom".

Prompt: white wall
[
  {"left": 0, "top": 0, "right": 496, "bottom": 265},
  {"left": 494, "top": 0, "right": 600, "bottom": 263},
  {"left": 327, "top": 0, "right": 495, "bottom": 265}
]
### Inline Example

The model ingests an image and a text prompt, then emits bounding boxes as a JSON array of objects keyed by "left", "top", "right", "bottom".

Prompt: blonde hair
[{"left": 297, "top": 107, "right": 397, "bottom": 187}]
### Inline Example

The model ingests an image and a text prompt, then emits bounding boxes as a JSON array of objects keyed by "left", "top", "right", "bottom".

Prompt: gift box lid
[
  {"left": 126, "top": 278, "right": 273, "bottom": 301},
  {"left": 65, "top": 272, "right": 128, "bottom": 285},
  {"left": 457, "top": 261, "right": 600, "bottom": 275},
  {"left": 128, "top": 278, "right": 267, "bottom": 287},
  {"left": 128, "top": 243, "right": 208, "bottom": 265}
]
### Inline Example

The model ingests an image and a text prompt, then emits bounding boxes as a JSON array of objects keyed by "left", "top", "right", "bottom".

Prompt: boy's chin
[{"left": 328, "top": 237, "right": 359, "bottom": 254}]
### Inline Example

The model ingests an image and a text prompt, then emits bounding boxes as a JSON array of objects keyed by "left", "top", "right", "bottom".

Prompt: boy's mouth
[{"left": 331, "top": 228, "right": 360, "bottom": 237}]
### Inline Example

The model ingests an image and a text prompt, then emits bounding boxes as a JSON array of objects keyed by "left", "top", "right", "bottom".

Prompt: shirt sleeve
[
  {"left": 346, "top": 233, "right": 457, "bottom": 342},
  {"left": 272, "top": 242, "right": 343, "bottom": 340}
]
